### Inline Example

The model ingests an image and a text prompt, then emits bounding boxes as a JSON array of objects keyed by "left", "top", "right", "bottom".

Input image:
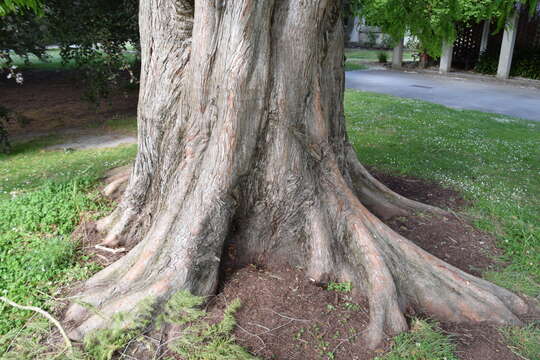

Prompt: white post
[
  {"left": 349, "top": 17, "right": 361, "bottom": 44},
  {"left": 439, "top": 40, "right": 454, "bottom": 74},
  {"left": 392, "top": 38, "right": 404, "bottom": 68},
  {"left": 479, "top": 20, "right": 490, "bottom": 55},
  {"left": 497, "top": 11, "right": 519, "bottom": 79}
]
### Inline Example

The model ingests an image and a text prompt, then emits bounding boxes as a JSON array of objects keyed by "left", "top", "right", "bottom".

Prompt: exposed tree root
[
  {"left": 320, "top": 160, "right": 528, "bottom": 348},
  {"left": 346, "top": 145, "right": 449, "bottom": 220},
  {"left": 102, "top": 171, "right": 131, "bottom": 198}
]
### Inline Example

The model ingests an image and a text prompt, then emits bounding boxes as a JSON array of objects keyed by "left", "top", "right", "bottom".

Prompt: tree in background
[
  {"left": 0, "top": 0, "right": 139, "bottom": 151},
  {"left": 0, "top": 0, "right": 44, "bottom": 77},
  {"left": 0, "top": 1, "right": 44, "bottom": 152},
  {"left": 355, "top": 0, "right": 539, "bottom": 56},
  {"left": 0, "top": 0, "right": 139, "bottom": 100},
  {"left": 45, "top": 0, "right": 139, "bottom": 102}
]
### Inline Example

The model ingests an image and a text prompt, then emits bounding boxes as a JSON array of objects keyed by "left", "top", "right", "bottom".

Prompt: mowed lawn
[
  {"left": 0, "top": 90, "right": 538, "bottom": 358},
  {"left": 344, "top": 48, "right": 415, "bottom": 71},
  {"left": 345, "top": 90, "right": 540, "bottom": 296}
]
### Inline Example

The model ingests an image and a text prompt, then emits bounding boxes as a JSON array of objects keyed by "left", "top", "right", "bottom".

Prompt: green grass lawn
[
  {"left": 0, "top": 91, "right": 538, "bottom": 358},
  {"left": 345, "top": 48, "right": 415, "bottom": 62},
  {"left": 3, "top": 48, "right": 69, "bottom": 71},
  {"left": 0, "top": 138, "right": 136, "bottom": 348},
  {"left": 345, "top": 90, "right": 540, "bottom": 297},
  {"left": 1, "top": 47, "right": 139, "bottom": 71},
  {"left": 344, "top": 49, "right": 415, "bottom": 71}
]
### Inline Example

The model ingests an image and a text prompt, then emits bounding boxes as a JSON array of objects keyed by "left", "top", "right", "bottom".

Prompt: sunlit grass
[
  {"left": 345, "top": 90, "right": 540, "bottom": 297},
  {"left": 1, "top": 47, "right": 139, "bottom": 71},
  {"left": 345, "top": 48, "right": 415, "bottom": 62}
]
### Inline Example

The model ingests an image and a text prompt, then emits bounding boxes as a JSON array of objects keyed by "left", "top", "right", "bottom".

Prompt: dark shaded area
[{"left": 0, "top": 70, "right": 138, "bottom": 136}]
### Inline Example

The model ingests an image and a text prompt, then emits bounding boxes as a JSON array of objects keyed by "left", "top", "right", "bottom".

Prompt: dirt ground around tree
[
  {"left": 0, "top": 70, "right": 138, "bottom": 137},
  {"left": 4, "top": 70, "right": 536, "bottom": 360}
]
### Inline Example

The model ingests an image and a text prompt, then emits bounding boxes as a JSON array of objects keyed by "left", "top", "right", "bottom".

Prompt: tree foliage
[
  {"left": 45, "top": 0, "right": 139, "bottom": 102},
  {"left": 0, "top": 0, "right": 40, "bottom": 16},
  {"left": 0, "top": 0, "right": 139, "bottom": 150},
  {"left": 355, "top": 0, "right": 539, "bottom": 56}
]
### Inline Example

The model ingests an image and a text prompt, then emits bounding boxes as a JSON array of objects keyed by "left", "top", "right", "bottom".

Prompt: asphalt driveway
[{"left": 345, "top": 69, "right": 540, "bottom": 122}]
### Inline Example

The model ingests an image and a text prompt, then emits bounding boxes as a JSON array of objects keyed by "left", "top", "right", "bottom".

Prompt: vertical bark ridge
[{"left": 97, "top": 0, "right": 195, "bottom": 246}]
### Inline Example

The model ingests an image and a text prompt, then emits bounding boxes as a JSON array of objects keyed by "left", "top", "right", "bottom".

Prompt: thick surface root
[
  {"left": 101, "top": 165, "right": 132, "bottom": 197},
  {"left": 346, "top": 146, "right": 449, "bottom": 220},
  {"left": 320, "top": 159, "right": 528, "bottom": 349}
]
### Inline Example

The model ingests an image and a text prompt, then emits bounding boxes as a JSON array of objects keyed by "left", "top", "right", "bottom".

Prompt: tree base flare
[{"left": 65, "top": 162, "right": 529, "bottom": 349}]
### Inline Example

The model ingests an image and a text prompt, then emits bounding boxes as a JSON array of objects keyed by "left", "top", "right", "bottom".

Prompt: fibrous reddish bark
[{"left": 65, "top": 0, "right": 528, "bottom": 349}]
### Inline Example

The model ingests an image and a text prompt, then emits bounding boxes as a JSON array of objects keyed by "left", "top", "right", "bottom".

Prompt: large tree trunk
[{"left": 65, "top": 0, "right": 528, "bottom": 349}]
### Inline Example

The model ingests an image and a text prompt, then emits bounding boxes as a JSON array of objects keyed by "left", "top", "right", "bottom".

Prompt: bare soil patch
[
  {"left": 0, "top": 70, "right": 138, "bottom": 135},
  {"left": 211, "top": 265, "right": 377, "bottom": 360},
  {"left": 368, "top": 168, "right": 502, "bottom": 277}
]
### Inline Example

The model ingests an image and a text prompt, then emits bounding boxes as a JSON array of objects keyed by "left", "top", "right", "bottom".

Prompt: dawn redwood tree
[{"left": 64, "top": 0, "right": 529, "bottom": 348}]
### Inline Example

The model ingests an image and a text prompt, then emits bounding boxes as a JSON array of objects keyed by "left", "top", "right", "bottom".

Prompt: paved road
[{"left": 345, "top": 69, "right": 540, "bottom": 122}]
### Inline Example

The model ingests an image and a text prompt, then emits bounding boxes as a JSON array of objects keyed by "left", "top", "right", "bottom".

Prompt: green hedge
[{"left": 475, "top": 47, "right": 540, "bottom": 80}]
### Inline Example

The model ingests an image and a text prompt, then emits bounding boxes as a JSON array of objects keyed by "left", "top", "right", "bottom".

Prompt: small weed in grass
[
  {"left": 343, "top": 302, "right": 361, "bottom": 311},
  {"left": 500, "top": 324, "right": 540, "bottom": 360},
  {"left": 376, "top": 319, "right": 457, "bottom": 360},
  {"left": 326, "top": 282, "right": 353, "bottom": 293}
]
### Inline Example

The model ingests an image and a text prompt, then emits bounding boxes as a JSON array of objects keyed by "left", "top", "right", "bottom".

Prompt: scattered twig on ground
[
  {"left": 266, "top": 309, "right": 310, "bottom": 322},
  {"left": 95, "top": 244, "right": 126, "bottom": 253},
  {"left": 0, "top": 296, "right": 72, "bottom": 353},
  {"left": 331, "top": 329, "right": 367, "bottom": 355},
  {"left": 247, "top": 322, "right": 270, "bottom": 331},
  {"left": 237, "top": 324, "right": 266, "bottom": 353}
]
